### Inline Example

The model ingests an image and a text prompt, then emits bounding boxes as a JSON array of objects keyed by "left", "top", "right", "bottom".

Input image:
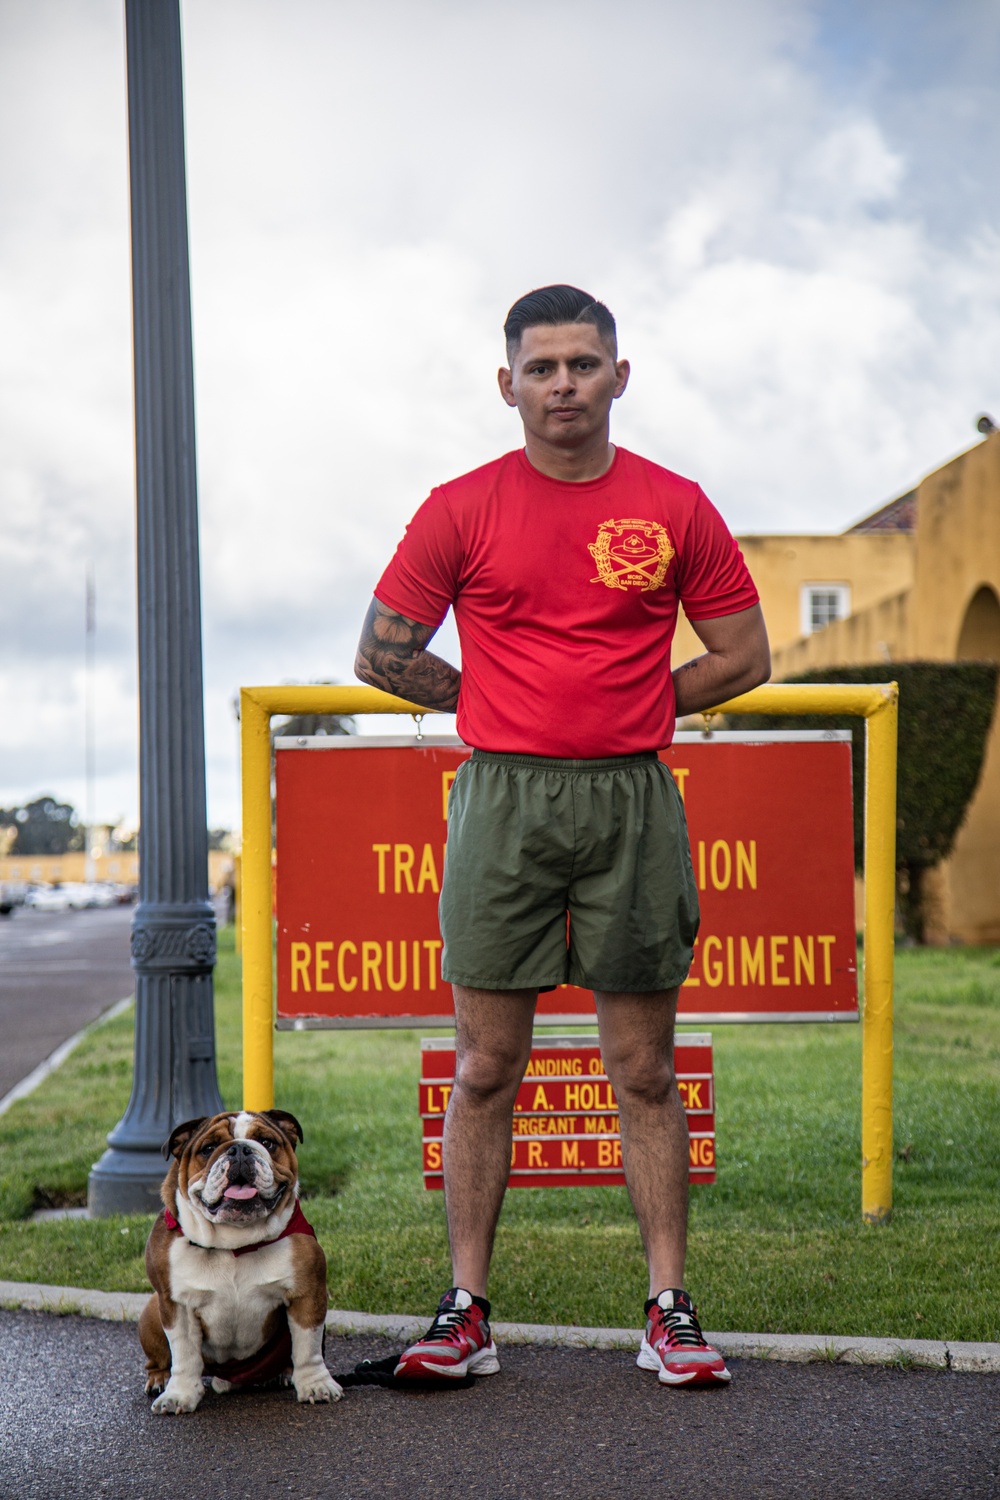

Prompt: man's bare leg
[
  {"left": 593, "top": 987, "right": 688, "bottom": 1295},
  {"left": 442, "top": 985, "right": 538, "bottom": 1296}
]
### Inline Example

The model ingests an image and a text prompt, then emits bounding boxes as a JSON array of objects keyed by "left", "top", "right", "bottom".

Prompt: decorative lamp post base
[{"left": 88, "top": 1149, "right": 166, "bottom": 1217}]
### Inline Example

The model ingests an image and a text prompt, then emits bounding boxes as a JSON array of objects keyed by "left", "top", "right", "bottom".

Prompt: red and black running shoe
[
  {"left": 394, "top": 1288, "right": 501, "bottom": 1380},
  {"left": 637, "top": 1289, "right": 731, "bottom": 1386}
]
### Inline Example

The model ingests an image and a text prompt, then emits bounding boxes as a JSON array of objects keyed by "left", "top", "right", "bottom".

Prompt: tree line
[{"left": 0, "top": 798, "right": 232, "bottom": 859}]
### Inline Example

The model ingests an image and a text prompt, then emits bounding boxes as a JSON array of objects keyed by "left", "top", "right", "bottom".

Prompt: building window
[{"left": 801, "top": 583, "right": 851, "bottom": 636}]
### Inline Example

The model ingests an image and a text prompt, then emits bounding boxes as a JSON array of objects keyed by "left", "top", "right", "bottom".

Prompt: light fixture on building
[{"left": 976, "top": 413, "right": 997, "bottom": 435}]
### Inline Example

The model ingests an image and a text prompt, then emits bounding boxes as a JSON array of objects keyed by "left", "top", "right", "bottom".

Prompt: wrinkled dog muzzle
[{"left": 197, "top": 1139, "right": 281, "bottom": 1222}]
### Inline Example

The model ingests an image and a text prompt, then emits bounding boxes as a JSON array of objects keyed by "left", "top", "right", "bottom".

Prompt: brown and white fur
[{"left": 139, "top": 1109, "right": 341, "bottom": 1415}]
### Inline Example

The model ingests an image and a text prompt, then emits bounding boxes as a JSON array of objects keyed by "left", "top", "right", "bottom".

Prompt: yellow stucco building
[
  {"left": 0, "top": 848, "right": 234, "bottom": 892},
  {"left": 674, "top": 429, "right": 1000, "bottom": 944}
]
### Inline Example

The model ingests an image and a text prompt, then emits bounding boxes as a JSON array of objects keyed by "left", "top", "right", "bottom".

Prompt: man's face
[{"left": 498, "top": 323, "right": 630, "bottom": 450}]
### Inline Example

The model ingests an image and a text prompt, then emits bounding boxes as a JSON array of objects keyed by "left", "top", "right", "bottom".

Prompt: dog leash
[{"left": 331, "top": 1352, "right": 474, "bottom": 1392}]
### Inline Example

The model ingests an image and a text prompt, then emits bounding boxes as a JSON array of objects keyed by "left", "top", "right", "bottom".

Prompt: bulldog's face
[{"left": 164, "top": 1110, "right": 303, "bottom": 1229}]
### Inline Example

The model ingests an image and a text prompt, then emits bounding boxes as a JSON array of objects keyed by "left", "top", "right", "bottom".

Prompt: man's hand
[
  {"left": 672, "top": 604, "right": 771, "bottom": 718},
  {"left": 354, "top": 597, "right": 461, "bottom": 712}
]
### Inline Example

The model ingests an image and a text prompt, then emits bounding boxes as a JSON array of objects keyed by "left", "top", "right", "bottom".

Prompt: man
[{"left": 355, "top": 285, "right": 770, "bottom": 1388}]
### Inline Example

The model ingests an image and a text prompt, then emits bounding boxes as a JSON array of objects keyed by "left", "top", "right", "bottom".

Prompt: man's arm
[
  {"left": 354, "top": 597, "right": 461, "bottom": 712},
  {"left": 672, "top": 603, "right": 771, "bottom": 717}
]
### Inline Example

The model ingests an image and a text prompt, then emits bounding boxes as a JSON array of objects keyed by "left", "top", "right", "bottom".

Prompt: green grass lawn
[{"left": 1, "top": 933, "right": 998, "bottom": 1341}]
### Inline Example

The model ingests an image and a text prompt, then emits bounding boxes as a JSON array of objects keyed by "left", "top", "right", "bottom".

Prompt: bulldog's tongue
[{"left": 223, "top": 1184, "right": 258, "bottom": 1200}]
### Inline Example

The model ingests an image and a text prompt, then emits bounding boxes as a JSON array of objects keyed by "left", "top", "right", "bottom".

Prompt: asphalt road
[
  {"left": 0, "top": 905, "right": 134, "bottom": 1099},
  {"left": 0, "top": 1311, "right": 997, "bottom": 1500}
]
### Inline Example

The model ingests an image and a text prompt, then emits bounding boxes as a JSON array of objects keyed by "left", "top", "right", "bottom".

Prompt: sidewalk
[{"left": 3, "top": 1277, "right": 999, "bottom": 1374}]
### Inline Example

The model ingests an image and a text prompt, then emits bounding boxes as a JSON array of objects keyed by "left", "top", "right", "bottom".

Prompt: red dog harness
[
  {"left": 160, "top": 1199, "right": 319, "bottom": 1387},
  {"left": 162, "top": 1196, "right": 316, "bottom": 1255}
]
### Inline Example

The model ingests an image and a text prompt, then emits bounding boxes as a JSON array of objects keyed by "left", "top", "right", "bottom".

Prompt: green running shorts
[{"left": 439, "top": 749, "right": 699, "bottom": 993}]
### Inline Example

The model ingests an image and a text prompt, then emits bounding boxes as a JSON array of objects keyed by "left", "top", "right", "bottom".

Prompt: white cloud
[
  {"left": 0, "top": 0, "right": 998, "bottom": 827},
  {"left": 804, "top": 120, "right": 905, "bottom": 207}
]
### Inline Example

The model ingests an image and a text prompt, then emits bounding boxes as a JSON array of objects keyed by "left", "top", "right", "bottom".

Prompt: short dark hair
[{"left": 504, "top": 284, "right": 617, "bottom": 359}]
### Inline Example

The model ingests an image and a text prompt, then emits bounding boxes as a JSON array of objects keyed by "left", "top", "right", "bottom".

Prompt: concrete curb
[
  {"left": 0, "top": 1282, "right": 149, "bottom": 1323},
  {"left": 2, "top": 1281, "right": 997, "bottom": 1373}
]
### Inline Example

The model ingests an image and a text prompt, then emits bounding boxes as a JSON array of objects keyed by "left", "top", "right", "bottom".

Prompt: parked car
[
  {"left": 0, "top": 881, "right": 28, "bottom": 915},
  {"left": 24, "top": 884, "right": 72, "bottom": 912},
  {"left": 59, "top": 883, "right": 97, "bottom": 909}
]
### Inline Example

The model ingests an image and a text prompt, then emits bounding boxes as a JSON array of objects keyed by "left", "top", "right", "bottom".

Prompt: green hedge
[{"left": 737, "top": 662, "right": 998, "bottom": 939}]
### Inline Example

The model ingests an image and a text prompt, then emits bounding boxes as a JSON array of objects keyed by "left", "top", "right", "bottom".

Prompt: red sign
[
  {"left": 275, "top": 733, "right": 858, "bottom": 1025},
  {"left": 421, "top": 1035, "right": 715, "bottom": 1188}
]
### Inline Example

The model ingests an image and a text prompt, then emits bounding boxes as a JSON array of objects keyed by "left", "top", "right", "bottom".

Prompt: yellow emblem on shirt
[{"left": 588, "top": 518, "right": 674, "bottom": 592}]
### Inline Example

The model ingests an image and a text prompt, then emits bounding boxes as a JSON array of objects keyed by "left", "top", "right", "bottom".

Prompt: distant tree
[
  {"left": 270, "top": 711, "right": 355, "bottom": 744},
  {"left": 208, "top": 829, "right": 233, "bottom": 851},
  {"left": 1, "top": 796, "right": 84, "bottom": 856}
]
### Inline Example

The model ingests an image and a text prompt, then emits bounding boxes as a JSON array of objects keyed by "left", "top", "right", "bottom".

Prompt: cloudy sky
[{"left": 2, "top": 0, "right": 999, "bottom": 830}]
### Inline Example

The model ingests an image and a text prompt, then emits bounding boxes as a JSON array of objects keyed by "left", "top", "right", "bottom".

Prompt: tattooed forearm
[
  {"left": 671, "top": 605, "right": 771, "bottom": 717},
  {"left": 354, "top": 598, "right": 461, "bottom": 712}
]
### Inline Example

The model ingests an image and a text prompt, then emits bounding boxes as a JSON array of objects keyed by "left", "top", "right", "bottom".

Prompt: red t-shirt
[{"left": 375, "top": 447, "right": 758, "bottom": 757}]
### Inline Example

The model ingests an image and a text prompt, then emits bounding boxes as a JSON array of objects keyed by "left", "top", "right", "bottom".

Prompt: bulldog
[{"left": 139, "top": 1109, "right": 342, "bottom": 1415}]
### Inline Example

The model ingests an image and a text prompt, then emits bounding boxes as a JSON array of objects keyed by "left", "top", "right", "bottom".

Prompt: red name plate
[
  {"left": 274, "top": 734, "right": 858, "bottom": 1026},
  {"left": 420, "top": 1034, "right": 715, "bottom": 1189}
]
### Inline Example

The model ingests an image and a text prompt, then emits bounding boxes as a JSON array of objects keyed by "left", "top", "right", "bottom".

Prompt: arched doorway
[{"left": 956, "top": 585, "right": 1000, "bottom": 661}]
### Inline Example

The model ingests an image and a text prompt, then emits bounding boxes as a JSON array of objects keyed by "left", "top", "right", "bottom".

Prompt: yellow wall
[
  {"left": 910, "top": 434, "right": 1000, "bottom": 942},
  {"left": 671, "top": 531, "right": 914, "bottom": 669},
  {"left": 769, "top": 591, "right": 910, "bottom": 678},
  {"left": 909, "top": 434, "right": 1000, "bottom": 660},
  {"left": 762, "top": 432, "right": 1000, "bottom": 944},
  {"left": 0, "top": 849, "right": 235, "bottom": 891}
]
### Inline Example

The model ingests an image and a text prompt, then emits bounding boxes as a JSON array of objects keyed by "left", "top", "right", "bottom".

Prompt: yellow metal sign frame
[{"left": 240, "top": 681, "right": 898, "bottom": 1224}]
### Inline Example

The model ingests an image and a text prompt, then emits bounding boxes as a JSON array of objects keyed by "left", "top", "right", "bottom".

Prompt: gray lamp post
[{"left": 89, "top": 0, "right": 224, "bottom": 1216}]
